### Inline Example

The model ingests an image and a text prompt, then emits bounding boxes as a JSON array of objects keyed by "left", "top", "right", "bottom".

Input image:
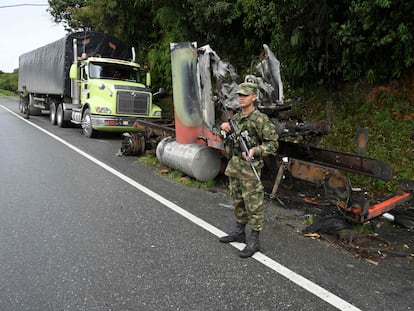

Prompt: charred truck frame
[{"left": 124, "top": 42, "right": 412, "bottom": 223}]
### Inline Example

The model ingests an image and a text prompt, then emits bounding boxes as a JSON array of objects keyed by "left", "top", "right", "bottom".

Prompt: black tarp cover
[{"left": 18, "top": 31, "right": 132, "bottom": 97}]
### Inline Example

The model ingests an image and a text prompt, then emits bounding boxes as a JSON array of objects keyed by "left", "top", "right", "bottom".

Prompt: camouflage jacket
[{"left": 224, "top": 109, "right": 278, "bottom": 180}]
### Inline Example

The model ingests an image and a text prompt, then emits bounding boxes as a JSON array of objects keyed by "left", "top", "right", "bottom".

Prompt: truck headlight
[
  {"left": 153, "top": 111, "right": 162, "bottom": 117},
  {"left": 95, "top": 107, "right": 112, "bottom": 114}
]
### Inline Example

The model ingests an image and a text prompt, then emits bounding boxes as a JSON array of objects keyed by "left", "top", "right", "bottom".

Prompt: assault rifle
[{"left": 221, "top": 102, "right": 261, "bottom": 182}]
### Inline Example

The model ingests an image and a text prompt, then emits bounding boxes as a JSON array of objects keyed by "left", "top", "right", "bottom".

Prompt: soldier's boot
[
  {"left": 219, "top": 222, "right": 246, "bottom": 243},
  {"left": 239, "top": 230, "right": 260, "bottom": 258}
]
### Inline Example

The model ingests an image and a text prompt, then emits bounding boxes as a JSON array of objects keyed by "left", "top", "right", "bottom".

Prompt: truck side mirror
[
  {"left": 69, "top": 64, "right": 78, "bottom": 79},
  {"left": 153, "top": 88, "right": 166, "bottom": 101},
  {"left": 146, "top": 72, "right": 151, "bottom": 87}
]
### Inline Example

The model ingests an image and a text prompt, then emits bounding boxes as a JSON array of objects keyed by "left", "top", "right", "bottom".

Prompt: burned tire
[{"left": 82, "top": 108, "right": 96, "bottom": 138}]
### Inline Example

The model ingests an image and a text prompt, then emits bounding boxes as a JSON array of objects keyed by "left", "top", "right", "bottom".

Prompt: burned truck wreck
[{"left": 119, "top": 42, "right": 412, "bottom": 224}]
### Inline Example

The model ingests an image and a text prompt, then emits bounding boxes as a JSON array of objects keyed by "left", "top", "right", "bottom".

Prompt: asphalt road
[{"left": 0, "top": 97, "right": 412, "bottom": 311}]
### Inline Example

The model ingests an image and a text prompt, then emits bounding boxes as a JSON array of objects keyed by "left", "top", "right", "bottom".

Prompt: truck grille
[{"left": 117, "top": 91, "right": 150, "bottom": 115}]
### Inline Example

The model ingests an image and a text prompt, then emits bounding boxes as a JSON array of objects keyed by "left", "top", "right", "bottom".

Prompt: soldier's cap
[{"left": 236, "top": 82, "right": 257, "bottom": 95}]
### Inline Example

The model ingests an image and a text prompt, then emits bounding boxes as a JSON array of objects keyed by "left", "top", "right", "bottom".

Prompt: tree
[
  {"left": 0, "top": 70, "right": 18, "bottom": 92},
  {"left": 46, "top": 0, "right": 414, "bottom": 91},
  {"left": 48, "top": 0, "right": 89, "bottom": 30},
  {"left": 338, "top": 0, "right": 414, "bottom": 83}
]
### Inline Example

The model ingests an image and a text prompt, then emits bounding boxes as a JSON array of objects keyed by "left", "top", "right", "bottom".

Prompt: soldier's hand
[
  {"left": 220, "top": 122, "right": 231, "bottom": 133},
  {"left": 242, "top": 148, "right": 255, "bottom": 161}
]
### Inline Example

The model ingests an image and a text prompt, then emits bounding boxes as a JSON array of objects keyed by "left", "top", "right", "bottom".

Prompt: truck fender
[
  {"left": 60, "top": 102, "right": 73, "bottom": 121},
  {"left": 56, "top": 101, "right": 73, "bottom": 127}
]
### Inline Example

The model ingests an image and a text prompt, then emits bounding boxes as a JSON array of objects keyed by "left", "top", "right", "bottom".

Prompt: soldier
[
  {"left": 21, "top": 85, "right": 29, "bottom": 119},
  {"left": 219, "top": 82, "right": 278, "bottom": 258}
]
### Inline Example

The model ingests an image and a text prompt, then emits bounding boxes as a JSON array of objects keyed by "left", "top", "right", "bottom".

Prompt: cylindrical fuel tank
[{"left": 156, "top": 137, "right": 221, "bottom": 182}]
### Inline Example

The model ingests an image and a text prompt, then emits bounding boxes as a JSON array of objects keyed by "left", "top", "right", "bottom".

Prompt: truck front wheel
[{"left": 82, "top": 108, "right": 96, "bottom": 138}]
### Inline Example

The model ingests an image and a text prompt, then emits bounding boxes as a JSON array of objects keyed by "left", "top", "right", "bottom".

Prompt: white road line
[{"left": 1, "top": 104, "right": 362, "bottom": 311}]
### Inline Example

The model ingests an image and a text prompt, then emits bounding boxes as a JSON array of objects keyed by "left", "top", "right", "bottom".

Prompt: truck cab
[{"left": 69, "top": 55, "right": 162, "bottom": 138}]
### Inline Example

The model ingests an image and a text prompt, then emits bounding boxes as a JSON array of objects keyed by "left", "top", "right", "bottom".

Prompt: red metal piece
[
  {"left": 343, "top": 192, "right": 411, "bottom": 223},
  {"left": 174, "top": 116, "right": 204, "bottom": 144}
]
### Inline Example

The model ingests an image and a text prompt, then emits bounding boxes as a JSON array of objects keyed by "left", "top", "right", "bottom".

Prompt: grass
[
  {"left": 0, "top": 89, "right": 17, "bottom": 97},
  {"left": 137, "top": 153, "right": 217, "bottom": 188}
]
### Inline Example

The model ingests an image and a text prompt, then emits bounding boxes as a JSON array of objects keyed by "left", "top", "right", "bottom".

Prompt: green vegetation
[
  {"left": 2, "top": 1, "right": 412, "bottom": 194},
  {"left": 47, "top": 0, "right": 414, "bottom": 91},
  {"left": 351, "top": 222, "right": 375, "bottom": 235},
  {"left": 0, "top": 89, "right": 17, "bottom": 97},
  {"left": 0, "top": 70, "right": 18, "bottom": 96},
  {"left": 137, "top": 154, "right": 216, "bottom": 188},
  {"left": 291, "top": 84, "right": 414, "bottom": 194}
]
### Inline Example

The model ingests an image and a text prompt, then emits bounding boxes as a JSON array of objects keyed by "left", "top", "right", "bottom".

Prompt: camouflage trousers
[
  {"left": 228, "top": 177, "right": 265, "bottom": 231},
  {"left": 22, "top": 98, "right": 29, "bottom": 112}
]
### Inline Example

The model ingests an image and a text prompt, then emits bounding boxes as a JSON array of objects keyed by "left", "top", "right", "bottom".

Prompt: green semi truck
[{"left": 18, "top": 31, "right": 162, "bottom": 137}]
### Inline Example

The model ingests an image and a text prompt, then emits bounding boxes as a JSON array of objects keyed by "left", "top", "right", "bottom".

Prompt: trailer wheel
[
  {"left": 56, "top": 103, "right": 66, "bottom": 128},
  {"left": 50, "top": 102, "right": 57, "bottom": 125},
  {"left": 82, "top": 108, "right": 96, "bottom": 138},
  {"left": 28, "top": 94, "right": 42, "bottom": 116}
]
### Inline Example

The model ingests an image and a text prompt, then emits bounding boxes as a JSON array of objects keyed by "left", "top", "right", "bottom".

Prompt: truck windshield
[{"left": 89, "top": 62, "right": 144, "bottom": 83}]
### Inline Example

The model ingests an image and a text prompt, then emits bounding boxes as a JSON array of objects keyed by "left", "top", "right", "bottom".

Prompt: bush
[
  {"left": 0, "top": 70, "right": 18, "bottom": 94},
  {"left": 291, "top": 82, "right": 414, "bottom": 194}
]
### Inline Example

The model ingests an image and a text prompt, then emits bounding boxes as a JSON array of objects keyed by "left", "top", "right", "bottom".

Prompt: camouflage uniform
[
  {"left": 224, "top": 108, "right": 278, "bottom": 231},
  {"left": 21, "top": 85, "right": 30, "bottom": 118}
]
